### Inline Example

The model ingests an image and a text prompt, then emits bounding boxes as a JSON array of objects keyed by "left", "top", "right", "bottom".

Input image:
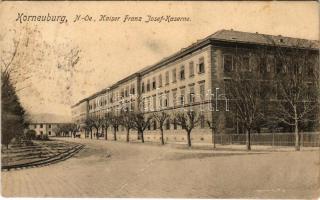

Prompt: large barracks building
[{"left": 71, "top": 29, "right": 319, "bottom": 140}]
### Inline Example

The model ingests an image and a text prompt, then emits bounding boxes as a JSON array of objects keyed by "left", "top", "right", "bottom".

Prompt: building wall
[
  {"left": 27, "top": 123, "right": 60, "bottom": 137},
  {"left": 71, "top": 36, "right": 319, "bottom": 135}
]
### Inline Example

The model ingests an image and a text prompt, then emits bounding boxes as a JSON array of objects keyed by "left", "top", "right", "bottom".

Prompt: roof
[
  {"left": 26, "top": 113, "right": 72, "bottom": 124},
  {"left": 137, "top": 29, "right": 319, "bottom": 75},
  {"left": 209, "top": 29, "right": 319, "bottom": 49},
  {"left": 73, "top": 29, "right": 319, "bottom": 106}
]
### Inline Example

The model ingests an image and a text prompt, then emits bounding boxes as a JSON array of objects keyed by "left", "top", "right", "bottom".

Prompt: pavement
[{"left": 1, "top": 138, "right": 320, "bottom": 198}]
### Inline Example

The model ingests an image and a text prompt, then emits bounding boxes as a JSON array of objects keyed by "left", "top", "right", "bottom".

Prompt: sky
[{"left": 0, "top": 1, "right": 319, "bottom": 117}]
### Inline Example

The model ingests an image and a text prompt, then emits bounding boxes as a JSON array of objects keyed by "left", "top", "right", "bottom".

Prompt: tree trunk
[
  {"left": 90, "top": 129, "right": 93, "bottom": 139},
  {"left": 137, "top": 131, "right": 141, "bottom": 140},
  {"left": 105, "top": 127, "right": 108, "bottom": 140},
  {"left": 187, "top": 131, "right": 192, "bottom": 147},
  {"left": 113, "top": 127, "right": 117, "bottom": 141},
  {"left": 96, "top": 130, "right": 99, "bottom": 139},
  {"left": 140, "top": 130, "right": 144, "bottom": 143},
  {"left": 126, "top": 129, "right": 130, "bottom": 142},
  {"left": 294, "top": 117, "right": 300, "bottom": 151},
  {"left": 211, "top": 128, "right": 216, "bottom": 149},
  {"left": 160, "top": 128, "right": 164, "bottom": 145},
  {"left": 246, "top": 129, "right": 251, "bottom": 150}
]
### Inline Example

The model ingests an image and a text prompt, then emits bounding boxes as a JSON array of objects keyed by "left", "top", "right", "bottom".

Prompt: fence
[
  {"left": 214, "top": 132, "right": 320, "bottom": 147},
  {"left": 76, "top": 130, "right": 320, "bottom": 148}
]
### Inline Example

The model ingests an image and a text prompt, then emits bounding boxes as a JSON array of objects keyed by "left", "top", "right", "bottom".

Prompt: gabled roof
[{"left": 209, "top": 29, "right": 319, "bottom": 49}]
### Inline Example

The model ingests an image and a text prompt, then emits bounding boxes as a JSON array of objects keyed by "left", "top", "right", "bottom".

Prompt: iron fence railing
[{"left": 214, "top": 132, "right": 320, "bottom": 147}]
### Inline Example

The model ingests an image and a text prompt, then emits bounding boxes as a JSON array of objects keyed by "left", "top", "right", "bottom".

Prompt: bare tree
[
  {"left": 269, "top": 44, "right": 318, "bottom": 151},
  {"left": 84, "top": 117, "right": 94, "bottom": 139},
  {"left": 226, "top": 71, "right": 262, "bottom": 151},
  {"left": 109, "top": 113, "right": 121, "bottom": 141},
  {"left": 103, "top": 112, "right": 112, "bottom": 140},
  {"left": 174, "top": 110, "right": 201, "bottom": 147},
  {"left": 91, "top": 115, "right": 104, "bottom": 139},
  {"left": 132, "top": 112, "right": 152, "bottom": 143},
  {"left": 69, "top": 123, "right": 80, "bottom": 138},
  {"left": 153, "top": 111, "right": 170, "bottom": 145},
  {"left": 119, "top": 111, "right": 135, "bottom": 142},
  {"left": 206, "top": 112, "right": 221, "bottom": 149}
]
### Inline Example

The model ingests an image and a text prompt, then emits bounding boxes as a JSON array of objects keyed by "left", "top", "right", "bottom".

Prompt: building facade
[
  {"left": 27, "top": 123, "right": 61, "bottom": 137},
  {"left": 71, "top": 29, "right": 319, "bottom": 139}
]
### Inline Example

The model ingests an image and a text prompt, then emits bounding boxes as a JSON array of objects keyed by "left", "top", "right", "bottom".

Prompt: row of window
[
  {"left": 223, "top": 54, "right": 315, "bottom": 75},
  {"left": 141, "top": 57, "right": 205, "bottom": 93},
  {"left": 88, "top": 81, "right": 207, "bottom": 112},
  {"left": 141, "top": 82, "right": 206, "bottom": 111},
  {"left": 39, "top": 131, "right": 52, "bottom": 135},
  {"left": 33, "top": 124, "right": 52, "bottom": 128}
]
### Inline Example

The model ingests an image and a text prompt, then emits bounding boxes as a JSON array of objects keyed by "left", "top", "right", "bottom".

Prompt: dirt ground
[{"left": 2, "top": 138, "right": 319, "bottom": 198}]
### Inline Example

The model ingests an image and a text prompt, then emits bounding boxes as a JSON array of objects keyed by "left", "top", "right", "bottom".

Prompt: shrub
[
  {"left": 42, "top": 135, "right": 49, "bottom": 141},
  {"left": 25, "top": 130, "right": 36, "bottom": 140}
]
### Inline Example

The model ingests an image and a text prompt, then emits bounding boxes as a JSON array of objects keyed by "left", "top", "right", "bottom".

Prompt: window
[
  {"left": 147, "top": 97, "right": 151, "bottom": 111},
  {"left": 172, "top": 69, "right": 177, "bottom": 82},
  {"left": 141, "top": 82, "right": 145, "bottom": 93},
  {"left": 48, "top": 131, "right": 51, "bottom": 135},
  {"left": 152, "top": 77, "right": 156, "bottom": 90},
  {"left": 159, "top": 95, "right": 163, "bottom": 108},
  {"left": 198, "top": 57, "right": 205, "bottom": 73},
  {"left": 165, "top": 119, "right": 170, "bottom": 130},
  {"left": 276, "top": 59, "right": 283, "bottom": 74},
  {"left": 40, "top": 131, "right": 43, "bottom": 135},
  {"left": 48, "top": 124, "right": 51, "bottom": 128},
  {"left": 34, "top": 124, "right": 37, "bottom": 128},
  {"left": 165, "top": 71, "right": 169, "bottom": 85},
  {"left": 189, "top": 86, "right": 195, "bottom": 104},
  {"left": 40, "top": 124, "right": 43, "bottom": 128},
  {"left": 283, "top": 62, "right": 288, "bottom": 73},
  {"left": 131, "top": 84, "right": 135, "bottom": 95},
  {"left": 121, "top": 89, "right": 124, "bottom": 98},
  {"left": 172, "top": 91, "right": 177, "bottom": 107},
  {"left": 242, "top": 56, "right": 250, "bottom": 71},
  {"left": 110, "top": 95, "right": 113, "bottom": 103},
  {"left": 200, "top": 83, "right": 205, "bottom": 101},
  {"left": 180, "top": 66, "right": 185, "bottom": 80},
  {"left": 147, "top": 80, "right": 150, "bottom": 92},
  {"left": 151, "top": 96, "right": 156, "bottom": 111},
  {"left": 164, "top": 93, "right": 169, "bottom": 107},
  {"left": 259, "top": 57, "right": 267, "bottom": 74},
  {"left": 173, "top": 119, "right": 177, "bottom": 129},
  {"left": 158, "top": 74, "right": 162, "bottom": 87},
  {"left": 125, "top": 87, "right": 129, "bottom": 97},
  {"left": 307, "top": 65, "right": 314, "bottom": 76},
  {"left": 153, "top": 121, "right": 157, "bottom": 130},
  {"left": 142, "top": 98, "right": 145, "bottom": 110},
  {"left": 189, "top": 61, "right": 194, "bottom": 77},
  {"left": 223, "top": 55, "right": 233, "bottom": 73},
  {"left": 260, "top": 81, "right": 272, "bottom": 99},
  {"left": 200, "top": 115, "right": 205, "bottom": 128},
  {"left": 180, "top": 89, "right": 185, "bottom": 105},
  {"left": 266, "top": 55, "right": 274, "bottom": 73}
]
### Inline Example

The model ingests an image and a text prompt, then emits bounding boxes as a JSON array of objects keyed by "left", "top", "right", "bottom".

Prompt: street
[{"left": 2, "top": 138, "right": 319, "bottom": 198}]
